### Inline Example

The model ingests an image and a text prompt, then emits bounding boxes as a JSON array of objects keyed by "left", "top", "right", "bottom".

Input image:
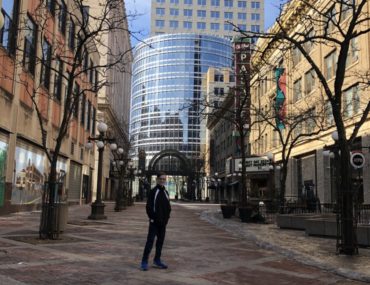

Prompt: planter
[
  {"left": 239, "top": 207, "right": 253, "bottom": 223},
  {"left": 221, "top": 204, "right": 236, "bottom": 219}
]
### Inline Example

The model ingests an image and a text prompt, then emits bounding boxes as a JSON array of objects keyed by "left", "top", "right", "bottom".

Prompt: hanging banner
[{"left": 275, "top": 67, "right": 286, "bottom": 129}]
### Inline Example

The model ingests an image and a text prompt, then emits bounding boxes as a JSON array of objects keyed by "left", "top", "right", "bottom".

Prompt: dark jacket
[{"left": 146, "top": 184, "right": 171, "bottom": 226}]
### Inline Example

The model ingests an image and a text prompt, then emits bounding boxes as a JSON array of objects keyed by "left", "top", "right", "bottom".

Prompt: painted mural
[
  {"left": 0, "top": 141, "right": 8, "bottom": 207},
  {"left": 11, "top": 145, "right": 45, "bottom": 205}
]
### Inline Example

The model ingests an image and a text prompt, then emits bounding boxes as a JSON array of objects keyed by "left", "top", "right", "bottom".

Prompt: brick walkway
[{"left": 0, "top": 202, "right": 365, "bottom": 284}]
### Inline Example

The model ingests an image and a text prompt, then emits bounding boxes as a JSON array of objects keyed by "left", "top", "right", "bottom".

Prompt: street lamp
[
  {"left": 127, "top": 161, "right": 136, "bottom": 206},
  {"left": 323, "top": 130, "right": 358, "bottom": 254},
  {"left": 86, "top": 122, "right": 116, "bottom": 220},
  {"left": 111, "top": 147, "right": 130, "bottom": 212}
]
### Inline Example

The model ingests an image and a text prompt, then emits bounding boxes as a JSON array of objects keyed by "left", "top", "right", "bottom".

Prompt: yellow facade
[{"left": 250, "top": 0, "right": 370, "bottom": 203}]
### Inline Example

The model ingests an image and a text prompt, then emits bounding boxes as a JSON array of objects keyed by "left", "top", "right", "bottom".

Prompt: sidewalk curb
[{"left": 200, "top": 210, "right": 370, "bottom": 283}]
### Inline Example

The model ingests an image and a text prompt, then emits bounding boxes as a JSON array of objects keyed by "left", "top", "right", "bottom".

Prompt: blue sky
[{"left": 125, "top": 0, "right": 285, "bottom": 47}]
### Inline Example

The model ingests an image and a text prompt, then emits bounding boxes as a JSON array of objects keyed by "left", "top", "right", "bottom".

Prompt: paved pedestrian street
[{"left": 0, "top": 203, "right": 366, "bottom": 285}]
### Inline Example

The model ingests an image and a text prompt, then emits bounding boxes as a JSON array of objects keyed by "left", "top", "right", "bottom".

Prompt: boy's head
[{"left": 156, "top": 172, "right": 167, "bottom": 186}]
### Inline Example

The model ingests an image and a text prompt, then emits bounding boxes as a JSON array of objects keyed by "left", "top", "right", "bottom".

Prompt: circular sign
[{"left": 350, "top": 152, "right": 365, "bottom": 169}]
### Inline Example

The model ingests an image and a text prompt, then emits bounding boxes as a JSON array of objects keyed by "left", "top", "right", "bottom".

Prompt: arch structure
[{"left": 147, "top": 149, "right": 192, "bottom": 177}]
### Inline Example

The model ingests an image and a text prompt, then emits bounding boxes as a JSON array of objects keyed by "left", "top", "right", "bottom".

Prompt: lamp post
[
  {"left": 111, "top": 147, "right": 129, "bottom": 212},
  {"left": 86, "top": 122, "right": 116, "bottom": 220},
  {"left": 127, "top": 161, "right": 136, "bottom": 206},
  {"left": 324, "top": 130, "right": 357, "bottom": 255}
]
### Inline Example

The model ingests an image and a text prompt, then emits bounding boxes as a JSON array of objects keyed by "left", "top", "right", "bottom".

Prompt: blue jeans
[{"left": 142, "top": 221, "right": 166, "bottom": 263}]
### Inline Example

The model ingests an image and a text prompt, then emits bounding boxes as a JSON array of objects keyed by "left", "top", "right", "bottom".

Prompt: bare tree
[
  {"left": 8, "top": 0, "right": 135, "bottom": 238},
  {"left": 234, "top": 0, "right": 370, "bottom": 254},
  {"left": 250, "top": 73, "right": 328, "bottom": 212}
]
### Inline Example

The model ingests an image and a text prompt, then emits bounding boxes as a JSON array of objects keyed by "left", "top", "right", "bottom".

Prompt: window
[
  {"left": 324, "top": 50, "right": 337, "bottom": 79},
  {"left": 157, "top": 0, "right": 165, "bottom": 3},
  {"left": 170, "top": 0, "right": 179, "bottom": 3},
  {"left": 184, "top": 0, "right": 192, "bottom": 4},
  {"left": 224, "top": 23, "right": 233, "bottom": 31},
  {"left": 89, "top": 59, "right": 94, "bottom": 84},
  {"left": 325, "top": 6, "right": 337, "bottom": 34},
  {"left": 304, "top": 69, "right": 316, "bottom": 95},
  {"left": 325, "top": 101, "right": 334, "bottom": 125},
  {"left": 293, "top": 78, "right": 302, "bottom": 102},
  {"left": 238, "top": 13, "right": 246, "bottom": 20},
  {"left": 211, "top": 0, "right": 220, "bottom": 6},
  {"left": 170, "top": 8, "right": 179, "bottom": 16},
  {"left": 183, "top": 21, "right": 192, "bottom": 29},
  {"left": 292, "top": 47, "right": 302, "bottom": 66},
  {"left": 238, "top": 1, "right": 247, "bottom": 8},
  {"left": 23, "top": 15, "right": 37, "bottom": 75},
  {"left": 238, "top": 24, "right": 246, "bottom": 31},
  {"left": 251, "top": 1, "right": 260, "bottom": 9},
  {"left": 251, "top": 25, "right": 260, "bottom": 32},
  {"left": 304, "top": 29, "right": 314, "bottom": 53},
  {"left": 197, "top": 22, "right": 206, "bottom": 30},
  {"left": 0, "top": 0, "right": 18, "bottom": 54},
  {"left": 197, "top": 10, "right": 206, "bottom": 17},
  {"left": 224, "top": 0, "right": 233, "bottom": 7},
  {"left": 46, "top": 0, "right": 55, "bottom": 15},
  {"left": 251, "top": 13, "right": 260, "bottom": 21},
  {"left": 224, "top": 12, "right": 233, "bottom": 19},
  {"left": 170, "top": 20, "right": 178, "bottom": 28},
  {"left": 211, "top": 11, "right": 220, "bottom": 18},
  {"left": 214, "top": 87, "right": 224, "bottom": 95},
  {"left": 40, "top": 39, "right": 52, "bottom": 90},
  {"left": 198, "top": 0, "right": 206, "bottom": 5},
  {"left": 346, "top": 37, "right": 359, "bottom": 67},
  {"left": 73, "top": 83, "right": 80, "bottom": 118},
  {"left": 54, "top": 58, "right": 63, "bottom": 101},
  {"left": 87, "top": 101, "right": 91, "bottom": 131},
  {"left": 214, "top": 74, "right": 224, "bottom": 82},
  {"left": 58, "top": 0, "right": 67, "bottom": 35},
  {"left": 340, "top": 0, "right": 352, "bottom": 21},
  {"left": 68, "top": 20, "right": 75, "bottom": 50},
  {"left": 156, "top": 8, "right": 165, "bottom": 16},
  {"left": 211, "top": 23, "right": 220, "bottom": 30},
  {"left": 305, "top": 108, "right": 316, "bottom": 133},
  {"left": 343, "top": 84, "right": 360, "bottom": 118},
  {"left": 156, "top": 20, "right": 165, "bottom": 28},
  {"left": 184, "top": 9, "right": 192, "bottom": 16},
  {"left": 81, "top": 94, "right": 86, "bottom": 125},
  {"left": 91, "top": 107, "right": 96, "bottom": 135}
]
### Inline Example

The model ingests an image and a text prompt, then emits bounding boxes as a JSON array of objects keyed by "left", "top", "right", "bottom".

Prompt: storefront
[
  {"left": 0, "top": 134, "right": 8, "bottom": 208},
  {"left": 69, "top": 161, "right": 82, "bottom": 204},
  {"left": 12, "top": 141, "right": 45, "bottom": 205}
]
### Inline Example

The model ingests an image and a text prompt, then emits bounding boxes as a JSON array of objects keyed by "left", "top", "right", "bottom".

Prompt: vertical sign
[{"left": 233, "top": 37, "right": 251, "bottom": 154}]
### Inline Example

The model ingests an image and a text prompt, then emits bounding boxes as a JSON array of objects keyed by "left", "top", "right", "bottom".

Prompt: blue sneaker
[
  {"left": 153, "top": 259, "right": 168, "bottom": 269},
  {"left": 140, "top": 261, "right": 148, "bottom": 271}
]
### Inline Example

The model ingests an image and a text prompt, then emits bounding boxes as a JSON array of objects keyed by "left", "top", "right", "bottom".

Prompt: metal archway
[{"left": 146, "top": 149, "right": 195, "bottom": 200}]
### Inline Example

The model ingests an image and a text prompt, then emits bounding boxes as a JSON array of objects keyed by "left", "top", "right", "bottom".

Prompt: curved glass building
[{"left": 130, "top": 34, "right": 233, "bottom": 162}]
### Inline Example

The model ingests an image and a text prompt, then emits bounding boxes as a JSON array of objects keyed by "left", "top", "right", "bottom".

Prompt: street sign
[{"left": 350, "top": 152, "right": 365, "bottom": 169}]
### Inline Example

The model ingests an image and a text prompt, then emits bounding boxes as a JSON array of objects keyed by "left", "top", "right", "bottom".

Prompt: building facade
[
  {"left": 249, "top": 0, "right": 370, "bottom": 205},
  {"left": 130, "top": 33, "right": 233, "bottom": 168},
  {"left": 151, "top": 0, "right": 264, "bottom": 39},
  {"left": 0, "top": 0, "right": 101, "bottom": 213},
  {"left": 87, "top": 0, "right": 133, "bottom": 201}
]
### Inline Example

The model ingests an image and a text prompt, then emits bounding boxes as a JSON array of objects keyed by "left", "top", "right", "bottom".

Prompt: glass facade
[{"left": 130, "top": 34, "right": 233, "bottom": 161}]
